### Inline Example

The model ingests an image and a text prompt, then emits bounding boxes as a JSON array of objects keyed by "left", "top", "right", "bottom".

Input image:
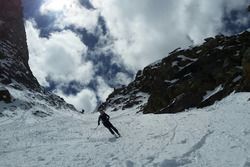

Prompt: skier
[{"left": 98, "top": 110, "right": 121, "bottom": 138}]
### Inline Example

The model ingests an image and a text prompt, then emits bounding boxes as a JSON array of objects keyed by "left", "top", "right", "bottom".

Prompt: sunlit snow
[{"left": 0, "top": 87, "right": 250, "bottom": 167}]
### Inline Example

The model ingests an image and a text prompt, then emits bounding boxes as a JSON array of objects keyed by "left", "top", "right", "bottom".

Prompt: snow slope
[{"left": 0, "top": 92, "right": 250, "bottom": 167}]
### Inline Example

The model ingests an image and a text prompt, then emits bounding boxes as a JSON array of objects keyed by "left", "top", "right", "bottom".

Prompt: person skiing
[{"left": 98, "top": 110, "right": 121, "bottom": 137}]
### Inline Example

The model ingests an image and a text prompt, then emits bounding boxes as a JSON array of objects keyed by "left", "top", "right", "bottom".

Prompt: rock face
[
  {"left": 0, "top": 0, "right": 77, "bottom": 112},
  {"left": 0, "top": 0, "right": 40, "bottom": 90},
  {"left": 99, "top": 31, "right": 250, "bottom": 114},
  {"left": 242, "top": 48, "right": 250, "bottom": 90}
]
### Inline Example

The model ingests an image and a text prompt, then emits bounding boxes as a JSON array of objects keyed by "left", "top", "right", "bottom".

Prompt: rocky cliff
[
  {"left": 0, "top": 0, "right": 41, "bottom": 90},
  {"left": 99, "top": 31, "right": 250, "bottom": 114},
  {"left": 0, "top": 0, "right": 77, "bottom": 113}
]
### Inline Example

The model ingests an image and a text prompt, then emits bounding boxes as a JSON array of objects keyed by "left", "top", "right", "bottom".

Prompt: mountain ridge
[
  {"left": 0, "top": 0, "right": 77, "bottom": 114},
  {"left": 98, "top": 31, "right": 250, "bottom": 114},
  {"left": 0, "top": 0, "right": 40, "bottom": 90}
]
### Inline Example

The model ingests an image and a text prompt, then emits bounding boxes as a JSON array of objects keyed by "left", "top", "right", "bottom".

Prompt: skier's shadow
[
  {"left": 87, "top": 137, "right": 117, "bottom": 143},
  {"left": 108, "top": 137, "right": 117, "bottom": 142}
]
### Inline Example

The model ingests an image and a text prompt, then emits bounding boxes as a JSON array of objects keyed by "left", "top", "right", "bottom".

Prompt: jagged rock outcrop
[
  {"left": 0, "top": 0, "right": 77, "bottom": 112},
  {"left": 99, "top": 31, "right": 250, "bottom": 114},
  {"left": 0, "top": 0, "right": 40, "bottom": 90}
]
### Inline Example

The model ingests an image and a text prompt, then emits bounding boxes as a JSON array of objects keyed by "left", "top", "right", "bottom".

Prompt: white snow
[
  {"left": 177, "top": 55, "right": 198, "bottom": 62},
  {"left": 184, "top": 73, "right": 192, "bottom": 77},
  {"left": 178, "top": 62, "right": 193, "bottom": 70},
  {"left": 165, "top": 79, "right": 179, "bottom": 84},
  {"left": 0, "top": 88, "right": 250, "bottom": 167},
  {"left": 171, "top": 55, "right": 197, "bottom": 70},
  {"left": 196, "top": 50, "right": 202, "bottom": 54},
  {"left": 216, "top": 46, "right": 224, "bottom": 50},
  {"left": 202, "top": 85, "right": 223, "bottom": 101},
  {"left": 172, "top": 61, "right": 178, "bottom": 67},
  {"left": 235, "top": 50, "right": 240, "bottom": 57}
]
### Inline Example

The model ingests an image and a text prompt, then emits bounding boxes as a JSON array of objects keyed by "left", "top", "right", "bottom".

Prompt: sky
[{"left": 22, "top": 0, "right": 250, "bottom": 112}]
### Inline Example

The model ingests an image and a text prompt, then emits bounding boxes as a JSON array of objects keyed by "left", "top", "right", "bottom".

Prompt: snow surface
[{"left": 1, "top": 90, "right": 250, "bottom": 167}]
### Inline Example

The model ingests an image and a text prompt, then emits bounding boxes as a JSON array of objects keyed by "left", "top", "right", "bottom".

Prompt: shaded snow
[
  {"left": 216, "top": 46, "right": 224, "bottom": 50},
  {"left": 177, "top": 55, "right": 198, "bottom": 62},
  {"left": 148, "top": 59, "right": 162, "bottom": 69},
  {"left": 203, "top": 85, "right": 223, "bottom": 101},
  {"left": 233, "top": 75, "right": 242, "bottom": 83},
  {"left": 178, "top": 62, "right": 193, "bottom": 70},
  {"left": 171, "top": 55, "right": 197, "bottom": 70},
  {"left": 164, "top": 79, "right": 179, "bottom": 84},
  {"left": 0, "top": 90, "right": 250, "bottom": 166},
  {"left": 172, "top": 61, "right": 178, "bottom": 67},
  {"left": 196, "top": 50, "right": 202, "bottom": 54}
]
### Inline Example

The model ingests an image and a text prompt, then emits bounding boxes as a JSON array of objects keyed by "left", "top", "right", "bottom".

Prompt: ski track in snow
[{"left": 0, "top": 93, "right": 250, "bottom": 166}]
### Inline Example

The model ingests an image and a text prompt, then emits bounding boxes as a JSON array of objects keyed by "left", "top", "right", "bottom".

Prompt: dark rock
[
  {"left": 204, "top": 37, "right": 214, "bottom": 42},
  {"left": 32, "top": 110, "right": 52, "bottom": 118},
  {"left": 198, "top": 90, "right": 226, "bottom": 108},
  {"left": 0, "top": 51, "right": 5, "bottom": 59},
  {"left": 0, "top": 0, "right": 40, "bottom": 90},
  {"left": 242, "top": 48, "right": 250, "bottom": 91},
  {"left": 156, "top": 92, "right": 203, "bottom": 114},
  {"left": 0, "top": 1, "right": 78, "bottom": 113},
  {"left": 0, "top": 88, "right": 11, "bottom": 103}
]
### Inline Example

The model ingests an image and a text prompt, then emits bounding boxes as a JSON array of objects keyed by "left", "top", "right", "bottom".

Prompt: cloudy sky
[{"left": 22, "top": 0, "right": 250, "bottom": 112}]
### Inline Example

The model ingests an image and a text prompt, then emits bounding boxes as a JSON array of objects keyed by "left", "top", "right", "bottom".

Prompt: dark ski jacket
[{"left": 98, "top": 113, "right": 110, "bottom": 125}]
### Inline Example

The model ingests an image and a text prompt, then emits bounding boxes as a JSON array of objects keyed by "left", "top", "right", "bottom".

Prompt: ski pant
[{"left": 103, "top": 121, "right": 120, "bottom": 136}]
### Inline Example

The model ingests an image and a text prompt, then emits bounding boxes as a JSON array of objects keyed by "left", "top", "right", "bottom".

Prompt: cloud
[
  {"left": 91, "top": 0, "right": 249, "bottom": 71},
  {"left": 40, "top": 0, "right": 99, "bottom": 32},
  {"left": 24, "top": 0, "right": 249, "bottom": 112},
  {"left": 96, "top": 76, "right": 113, "bottom": 101},
  {"left": 26, "top": 20, "right": 95, "bottom": 87},
  {"left": 55, "top": 88, "right": 97, "bottom": 112},
  {"left": 114, "top": 72, "right": 133, "bottom": 86}
]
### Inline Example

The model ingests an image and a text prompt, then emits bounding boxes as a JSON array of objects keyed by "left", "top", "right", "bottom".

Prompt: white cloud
[
  {"left": 91, "top": 0, "right": 249, "bottom": 71},
  {"left": 25, "top": 0, "right": 249, "bottom": 111},
  {"left": 96, "top": 76, "right": 113, "bottom": 102},
  {"left": 40, "top": 0, "right": 99, "bottom": 32},
  {"left": 26, "top": 20, "right": 94, "bottom": 86},
  {"left": 114, "top": 72, "right": 132, "bottom": 86},
  {"left": 55, "top": 88, "right": 97, "bottom": 112}
]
